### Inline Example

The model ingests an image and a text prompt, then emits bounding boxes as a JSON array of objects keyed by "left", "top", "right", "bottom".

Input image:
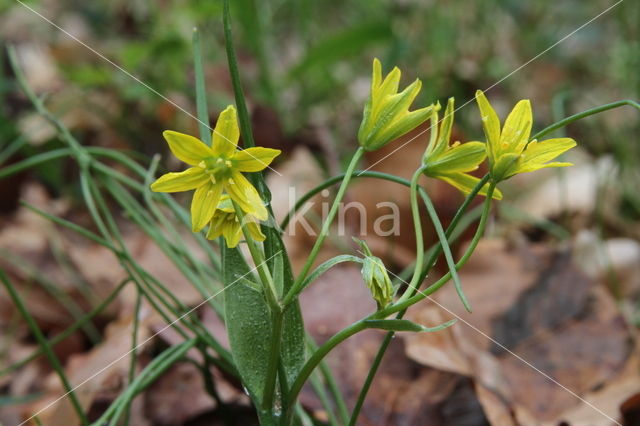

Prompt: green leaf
[
  {"left": 364, "top": 318, "right": 456, "bottom": 333},
  {"left": 263, "top": 227, "right": 305, "bottom": 388},
  {"left": 223, "top": 245, "right": 271, "bottom": 402}
]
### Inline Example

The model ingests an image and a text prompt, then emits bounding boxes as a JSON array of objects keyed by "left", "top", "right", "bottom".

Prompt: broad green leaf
[
  {"left": 262, "top": 226, "right": 305, "bottom": 388},
  {"left": 223, "top": 245, "right": 270, "bottom": 402}
]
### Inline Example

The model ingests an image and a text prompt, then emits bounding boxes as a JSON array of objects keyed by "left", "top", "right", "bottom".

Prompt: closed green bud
[
  {"left": 358, "top": 58, "right": 435, "bottom": 151},
  {"left": 355, "top": 239, "right": 393, "bottom": 308}
]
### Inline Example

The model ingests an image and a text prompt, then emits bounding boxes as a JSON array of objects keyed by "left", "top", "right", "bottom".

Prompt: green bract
[
  {"left": 422, "top": 98, "right": 502, "bottom": 199},
  {"left": 475, "top": 90, "right": 577, "bottom": 182},
  {"left": 358, "top": 58, "right": 434, "bottom": 151}
]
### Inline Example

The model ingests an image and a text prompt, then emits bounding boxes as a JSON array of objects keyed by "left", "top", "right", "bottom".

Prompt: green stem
[
  {"left": 0, "top": 271, "right": 89, "bottom": 425},
  {"left": 283, "top": 147, "right": 364, "bottom": 306},
  {"left": 280, "top": 171, "right": 406, "bottom": 231},
  {"left": 288, "top": 183, "right": 496, "bottom": 426},
  {"left": 382, "top": 183, "right": 496, "bottom": 315},
  {"left": 531, "top": 100, "right": 640, "bottom": 140},
  {"left": 223, "top": 0, "right": 256, "bottom": 151},
  {"left": 397, "top": 168, "right": 427, "bottom": 303},
  {"left": 349, "top": 175, "right": 489, "bottom": 425},
  {"left": 284, "top": 321, "right": 368, "bottom": 425},
  {"left": 232, "top": 203, "right": 279, "bottom": 310},
  {"left": 192, "top": 27, "right": 211, "bottom": 146}
]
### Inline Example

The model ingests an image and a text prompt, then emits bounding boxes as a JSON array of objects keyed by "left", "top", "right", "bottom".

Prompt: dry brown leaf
[{"left": 404, "top": 238, "right": 634, "bottom": 424}]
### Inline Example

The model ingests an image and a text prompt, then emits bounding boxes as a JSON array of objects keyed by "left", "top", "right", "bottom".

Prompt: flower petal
[
  {"left": 163, "top": 131, "right": 212, "bottom": 166},
  {"left": 225, "top": 172, "right": 268, "bottom": 221},
  {"left": 246, "top": 222, "right": 266, "bottom": 242},
  {"left": 425, "top": 142, "right": 486, "bottom": 174},
  {"left": 233, "top": 147, "right": 282, "bottom": 172},
  {"left": 206, "top": 215, "right": 225, "bottom": 240},
  {"left": 191, "top": 182, "right": 223, "bottom": 232},
  {"left": 438, "top": 172, "right": 503, "bottom": 200},
  {"left": 150, "top": 167, "right": 208, "bottom": 193},
  {"left": 501, "top": 99, "right": 532, "bottom": 153},
  {"left": 223, "top": 223, "right": 243, "bottom": 248},
  {"left": 515, "top": 137, "right": 576, "bottom": 174},
  {"left": 475, "top": 90, "right": 501, "bottom": 159},
  {"left": 436, "top": 97, "right": 456, "bottom": 155},
  {"left": 211, "top": 105, "right": 240, "bottom": 157}
]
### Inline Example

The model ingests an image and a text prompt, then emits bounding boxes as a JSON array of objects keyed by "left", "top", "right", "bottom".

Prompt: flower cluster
[
  {"left": 358, "top": 60, "right": 577, "bottom": 196},
  {"left": 150, "top": 105, "right": 280, "bottom": 242}
]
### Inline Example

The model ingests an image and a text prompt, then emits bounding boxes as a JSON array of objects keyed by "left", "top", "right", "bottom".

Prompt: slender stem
[
  {"left": 531, "top": 100, "right": 640, "bottom": 141},
  {"left": 382, "top": 183, "right": 496, "bottom": 315},
  {"left": 0, "top": 272, "right": 89, "bottom": 425},
  {"left": 295, "top": 183, "right": 495, "bottom": 426},
  {"left": 232, "top": 203, "right": 280, "bottom": 310},
  {"left": 280, "top": 171, "right": 408, "bottom": 231},
  {"left": 192, "top": 27, "right": 211, "bottom": 146},
  {"left": 223, "top": 0, "right": 255, "bottom": 149},
  {"left": 284, "top": 321, "right": 368, "bottom": 425},
  {"left": 348, "top": 175, "right": 489, "bottom": 425},
  {"left": 283, "top": 147, "right": 364, "bottom": 306},
  {"left": 397, "top": 168, "right": 426, "bottom": 304},
  {"left": 123, "top": 287, "right": 142, "bottom": 425}
]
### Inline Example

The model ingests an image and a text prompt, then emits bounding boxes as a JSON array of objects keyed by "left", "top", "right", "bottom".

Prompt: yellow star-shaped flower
[
  {"left": 206, "top": 195, "right": 265, "bottom": 248},
  {"left": 422, "top": 98, "right": 502, "bottom": 199},
  {"left": 475, "top": 90, "right": 577, "bottom": 182},
  {"left": 358, "top": 58, "right": 434, "bottom": 151},
  {"left": 150, "top": 105, "right": 280, "bottom": 232}
]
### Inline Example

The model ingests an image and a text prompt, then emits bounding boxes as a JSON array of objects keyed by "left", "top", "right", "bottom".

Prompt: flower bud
[{"left": 355, "top": 239, "right": 393, "bottom": 308}]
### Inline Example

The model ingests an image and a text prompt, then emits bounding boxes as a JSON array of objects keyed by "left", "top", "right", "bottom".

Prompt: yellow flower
[
  {"left": 206, "top": 195, "right": 265, "bottom": 248},
  {"left": 150, "top": 105, "right": 280, "bottom": 232},
  {"left": 475, "top": 90, "right": 577, "bottom": 182},
  {"left": 358, "top": 58, "right": 434, "bottom": 151},
  {"left": 422, "top": 98, "right": 502, "bottom": 199}
]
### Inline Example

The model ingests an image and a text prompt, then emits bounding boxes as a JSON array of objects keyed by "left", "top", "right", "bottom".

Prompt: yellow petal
[
  {"left": 475, "top": 91, "right": 501, "bottom": 159},
  {"left": 246, "top": 222, "right": 266, "bottom": 242},
  {"left": 501, "top": 99, "right": 532, "bottom": 153},
  {"left": 425, "top": 141, "right": 486, "bottom": 174},
  {"left": 437, "top": 97, "right": 456, "bottom": 154},
  {"left": 191, "top": 182, "right": 223, "bottom": 232},
  {"left": 371, "top": 58, "right": 382, "bottom": 93},
  {"left": 233, "top": 147, "right": 282, "bottom": 172},
  {"left": 515, "top": 137, "right": 576, "bottom": 174},
  {"left": 150, "top": 167, "right": 208, "bottom": 193},
  {"left": 206, "top": 215, "right": 225, "bottom": 240},
  {"left": 211, "top": 105, "right": 240, "bottom": 157},
  {"left": 438, "top": 172, "right": 503, "bottom": 200},
  {"left": 163, "top": 131, "right": 212, "bottom": 166},
  {"left": 223, "top": 223, "right": 243, "bottom": 248},
  {"left": 225, "top": 172, "right": 268, "bottom": 221}
]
